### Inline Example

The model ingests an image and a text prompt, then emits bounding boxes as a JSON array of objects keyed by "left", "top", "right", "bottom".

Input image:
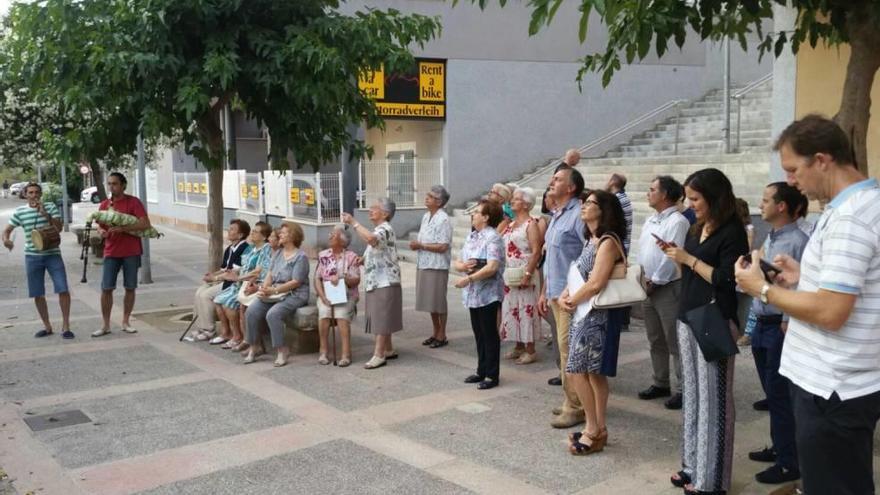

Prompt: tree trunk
[
  {"left": 834, "top": 6, "right": 880, "bottom": 174},
  {"left": 207, "top": 166, "right": 224, "bottom": 271},
  {"left": 90, "top": 160, "right": 107, "bottom": 201}
]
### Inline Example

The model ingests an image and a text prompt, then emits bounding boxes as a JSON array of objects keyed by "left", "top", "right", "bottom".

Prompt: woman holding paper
[
  {"left": 558, "top": 190, "right": 626, "bottom": 456},
  {"left": 342, "top": 198, "right": 402, "bottom": 370},
  {"left": 314, "top": 224, "right": 360, "bottom": 367}
]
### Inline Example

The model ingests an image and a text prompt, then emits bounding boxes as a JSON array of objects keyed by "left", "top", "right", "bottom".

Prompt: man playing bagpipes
[
  {"left": 3, "top": 182, "right": 74, "bottom": 339},
  {"left": 91, "top": 172, "right": 152, "bottom": 337}
]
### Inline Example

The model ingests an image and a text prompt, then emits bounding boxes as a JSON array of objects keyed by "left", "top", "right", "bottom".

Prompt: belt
[
  {"left": 756, "top": 314, "right": 783, "bottom": 324},
  {"left": 651, "top": 279, "right": 680, "bottom": 289}
]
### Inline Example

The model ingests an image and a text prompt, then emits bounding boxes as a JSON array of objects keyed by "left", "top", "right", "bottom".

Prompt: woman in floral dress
[{"left": 501, "top": 187, "right": 543, "bottom": 364}]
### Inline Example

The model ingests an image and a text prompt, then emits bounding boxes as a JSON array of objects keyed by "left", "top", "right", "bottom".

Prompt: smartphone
[
  {"left": 744, "top": 253, "right": 780, "bottom": 283},
  {"left": 651, "top": 233, "right": 670, "bottom": 248},
  {"left": 469, "top": 258, "right": 488, "bottom": 274}
]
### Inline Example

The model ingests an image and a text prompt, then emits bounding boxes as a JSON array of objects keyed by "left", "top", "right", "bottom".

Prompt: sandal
[
  {"left": 384, "top": 350, "right": 399, "bottom": 360},
  {"left": 422, "top": 337, "right": 436, "bottom": 346},
  {"left": 232, "top": 341, "right": 250, "bottom": 352},
  {"left": 516, "top": 352, "right": 537, "bottom": 365},
  {"left": 338, "top": 357, "right": 351, "bottom": 367},
  {"left": 671, "top": 470, "right": 692, "bottom": 488},
  {"left": 364, "top": 356, "right": 386, "bottom": 369},
  {"left": 318, "top": 354, "right": 330, "bottom": 365},
  {"left": 243, "top": 349, "right": 265, "bottom": 364},
  {"left": 568, "top": 428, "right": 607, "bottom": 456},
  {"left": 221, "top": 340, "right": 240, "bottom": 350},
  {"left": 429, "top": 339, "right": 448, "bottom": 348},
  {"left": 34, "top": 329, "right": 54, "bottom": 338},
  {"left": 504, "top": 348, "right": 525, "bottom": 360}
]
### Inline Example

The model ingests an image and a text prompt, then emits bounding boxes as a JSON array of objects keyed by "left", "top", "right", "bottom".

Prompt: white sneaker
[
  {"left": 195, "top": 330, "right": 216, "bottom": 341},
  {"left": 209, "top": 336, "right": 228, "bottom": 345},
  {"left": 91, "top": 328, "right": 111, "bottom": 338},
  {"left": 121, "top": 325, "right": 137, "bottom": 334}
]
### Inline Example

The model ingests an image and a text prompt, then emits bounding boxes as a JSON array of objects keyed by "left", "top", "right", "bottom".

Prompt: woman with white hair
[
  {"left": 501, "top": 187, "right": 543, "bottom": 364},
  {"left": 411, "top": 185, "right": 453, "bottom": 348},
  {"left": 314, "top": 224, "right": 360, "bottom": 367},
  {"left": 342, "top": 198, "right": 402, "bottom": 369}
]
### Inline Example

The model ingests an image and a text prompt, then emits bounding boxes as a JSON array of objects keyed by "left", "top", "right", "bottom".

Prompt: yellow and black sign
[
  {"left": 289, "top": 188, "right": 300, "bottom": 204},
  {"left": 358, "top": 58, "right": 446, "bottom": 120}
]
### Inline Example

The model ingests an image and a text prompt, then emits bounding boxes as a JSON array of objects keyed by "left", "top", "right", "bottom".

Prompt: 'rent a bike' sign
[{"left": 358, "top": 58, "right": 446, "bottom": 120}]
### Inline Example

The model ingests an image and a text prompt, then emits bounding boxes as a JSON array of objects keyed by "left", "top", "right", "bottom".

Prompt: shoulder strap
[{"left": 597, "top": 233, "right": 626, "bottom": 265}]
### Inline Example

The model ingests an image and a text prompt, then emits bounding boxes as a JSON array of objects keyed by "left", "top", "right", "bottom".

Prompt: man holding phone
[
  {"left": 636, "top": 176, "right": 689, "bottom": 409},
  {"left": 736, "top": 116, "right": 880, "bottom": 494},
  {"left": 745, "top": 182, "right": 809, "bottom": 484}
]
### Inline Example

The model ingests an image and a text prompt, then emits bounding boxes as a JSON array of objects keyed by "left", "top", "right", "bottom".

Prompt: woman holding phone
[{"left": 663, "top": 168, "right": 748, "bottom": 495}]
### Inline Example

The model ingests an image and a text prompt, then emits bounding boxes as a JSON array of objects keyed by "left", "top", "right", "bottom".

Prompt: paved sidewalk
[{"left": 0, "top": 197, "right": 868, "bottom": 494}]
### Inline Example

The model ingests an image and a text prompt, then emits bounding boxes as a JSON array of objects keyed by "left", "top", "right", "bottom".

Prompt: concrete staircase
[{"left": 396, "top": 79, "right": 774, "bottom": 262}]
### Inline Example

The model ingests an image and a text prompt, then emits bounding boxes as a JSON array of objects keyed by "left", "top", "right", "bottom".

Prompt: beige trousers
[
  {"left": 193, "top": 283, "right": 222, "bottom": 331},
  {"left": 551, "top": 299, "right": 583, "bottom": 413}
]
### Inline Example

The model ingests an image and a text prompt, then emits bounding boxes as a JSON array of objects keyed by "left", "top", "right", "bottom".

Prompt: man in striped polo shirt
[
  {"left": 2, "top": 182, "right": 73, "bottom": 339},
  {"left": 736, "top": 115, "right": 880, "bottom": 494}
]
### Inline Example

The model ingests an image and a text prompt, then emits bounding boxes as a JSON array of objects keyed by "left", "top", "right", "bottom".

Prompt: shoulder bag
[
  {"left": 683, "top": 297, "right": 739, "bottom": 362},
  {"left": 592, "top": 233, "right": 647, "bottom": 309}
]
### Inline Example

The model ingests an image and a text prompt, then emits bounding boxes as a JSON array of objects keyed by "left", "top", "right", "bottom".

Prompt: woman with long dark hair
[
  {"left": 558, "top": 189, "right": 626, "bottom": 456},
  {"left": 663, "top": 168, "right": 748, "bottom": 494}
]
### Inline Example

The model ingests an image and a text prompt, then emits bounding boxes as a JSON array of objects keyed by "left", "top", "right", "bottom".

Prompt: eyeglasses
[{"left": 426, "top": 194, "right": 441, "bottom": 201}]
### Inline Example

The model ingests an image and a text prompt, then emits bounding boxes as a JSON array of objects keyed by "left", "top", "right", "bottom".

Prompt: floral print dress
[{"left": 500, "top": 219, "right": 542, "bottom": 343}]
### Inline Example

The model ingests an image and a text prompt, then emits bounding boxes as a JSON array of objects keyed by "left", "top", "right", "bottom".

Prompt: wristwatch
[{"left": 760, "top": 283, "right": 771, "bottom": 304}]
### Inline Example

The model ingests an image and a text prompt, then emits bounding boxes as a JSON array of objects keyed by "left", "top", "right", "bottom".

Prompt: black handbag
[{"left": 684, "top": 299, "right": 739, "bottom": 362}]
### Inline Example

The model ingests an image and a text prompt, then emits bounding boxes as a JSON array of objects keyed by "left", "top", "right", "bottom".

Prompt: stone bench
[{"left": 280, "top": 305, "right": 319, "bottom": 354}]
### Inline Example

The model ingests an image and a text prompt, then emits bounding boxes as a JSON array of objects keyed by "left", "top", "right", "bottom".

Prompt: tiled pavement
[{"left": 0, "top": 198, "right": 872, "bottom": 495}]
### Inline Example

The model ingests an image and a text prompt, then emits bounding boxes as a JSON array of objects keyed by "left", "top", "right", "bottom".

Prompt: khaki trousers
[
  {"left": 551, "top": 299, "right": 582, "bottom": 413},
  {"left": 193, "top": 283, "right": 222, "bottom": 331}
]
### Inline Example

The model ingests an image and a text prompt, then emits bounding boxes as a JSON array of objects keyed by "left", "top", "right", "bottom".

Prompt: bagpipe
[{"left": 80, "top": 207, "right": 163, "bottom": 283}]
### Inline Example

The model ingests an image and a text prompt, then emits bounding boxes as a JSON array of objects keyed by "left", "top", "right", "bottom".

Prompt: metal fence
[
  {"left": 358, "top": 158, "right": 444, "bottom": 209},
  {"left": 173, "top": 172, "right": 209, "bottom": 207}
]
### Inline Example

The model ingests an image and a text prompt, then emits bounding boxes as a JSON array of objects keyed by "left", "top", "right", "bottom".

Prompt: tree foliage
[{"left": 467, "top": 0, "right": 880, "bottom": 172}]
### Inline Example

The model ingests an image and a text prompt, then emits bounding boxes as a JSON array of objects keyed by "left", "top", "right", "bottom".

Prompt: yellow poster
[
  {"left": 419, "top": 62, "right": 445, "bottom": 102},
  {"left": 304, "top": 188, "right": 315, "bottom": 206},
  {"left": 289, "top": 188, "right": 300, "bottom": 204},
  {"left": 249, "top": 184, "right": 259, "bottom": 199},
  {"left": 200, "top": 183, "right": 208, "bottom": 194},
  {"left": 185, "top": 182, "right": 192, "bottom": 193},
  {"left": 177, "top": 182, "right": 184, "bottom": 192},
  {"left": 240, "top": 184, "right": 248, "bottom": 198},
  {"left": 358, "top": 66, "right": 384, "bottom": 99}
]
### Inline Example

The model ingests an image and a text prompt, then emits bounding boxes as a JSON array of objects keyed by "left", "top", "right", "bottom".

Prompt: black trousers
[
  {"left": 791, "top": 384, "right": 880, "bottom": 495},
  {"left": 751, "top": 321, "right": 797, "bottom": 470},
  {"left": 469, "top": 301, "right": 501, "bottom": 381}
]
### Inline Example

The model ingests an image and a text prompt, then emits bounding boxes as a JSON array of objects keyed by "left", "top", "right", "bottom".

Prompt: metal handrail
[
  {"left": 732, "top": 73, "right": 773, "bottom": 152},
  {"left": 516, "top": 98, "right": 688, "bottom": 190}
]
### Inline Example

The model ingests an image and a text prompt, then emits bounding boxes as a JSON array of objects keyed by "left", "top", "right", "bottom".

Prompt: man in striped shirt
[
  {"left": 2, "top": 183, "right": 73, "bottom": 339},
  {"left": 736, "top": 115, "right": 880, "bottom": 494}
]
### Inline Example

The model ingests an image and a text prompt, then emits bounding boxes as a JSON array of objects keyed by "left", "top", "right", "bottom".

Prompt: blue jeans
[
  {"left": 752, "top": 319, "right": 797, "bottom": 470},
  {"left": 25, "top": 254, "right": 69, "bottom": 298},
  {"left": 101, "top": 256, "right": 140, "bottom": 291}
]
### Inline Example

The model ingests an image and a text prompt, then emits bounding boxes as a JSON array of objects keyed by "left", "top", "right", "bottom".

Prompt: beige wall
[{"left": 796, "top": 44, "right": 880, "bottom": 177}]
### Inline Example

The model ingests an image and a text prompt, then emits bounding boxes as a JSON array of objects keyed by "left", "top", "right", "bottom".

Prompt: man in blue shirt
[
  {"left": 538, "top": 164, "right": 586, "bottom": 428},
  {"left": 747, "top": 182, "right": 808, "bottom": 485}
]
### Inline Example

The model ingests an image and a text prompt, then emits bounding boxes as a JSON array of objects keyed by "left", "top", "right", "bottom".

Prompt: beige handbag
[
  {"left": 502, "top": 266, "right": 526, "bottom": 287},
  {"left": 592, "top": 234, "right": 647, "bottom": 309}
]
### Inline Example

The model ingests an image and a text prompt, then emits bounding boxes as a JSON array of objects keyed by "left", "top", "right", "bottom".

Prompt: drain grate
[{"left": 23, "top": 410, "right": 92, "bottom": 431}]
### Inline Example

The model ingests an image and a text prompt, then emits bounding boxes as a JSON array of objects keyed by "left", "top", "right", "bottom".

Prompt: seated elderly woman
[
  {"left": 244, "top": 222, "right": 310, "bottom": 367},
  {"left": 342, "top": 198, "right": 402, "bottom": 370},
  {"left": 212, "top": 221, "right": 274, "bottom": 352},
  {"left": 314, "top": 224, "right": 360, "bottom": 367},
  {"left": 237, "top": 227, "right": 280, "bottom": 355},
  {"left": 186, "top": 219, "right": 251, "bottom": 342}
]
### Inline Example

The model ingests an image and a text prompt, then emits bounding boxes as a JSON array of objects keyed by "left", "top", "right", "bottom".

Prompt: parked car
[
  {"left": 9, "top": 182, "right": 27, "bottom": 198},
  {"left": 81, "top": 186, "right": 101, "bottom": 203}
]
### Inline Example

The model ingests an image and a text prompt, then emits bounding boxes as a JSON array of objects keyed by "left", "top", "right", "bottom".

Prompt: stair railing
[
  {"left": 515, "top": 98, "right": 688, "bottom": 191},
  {"left": 732, "top": 73, "right": 773, "bottom": 153}
]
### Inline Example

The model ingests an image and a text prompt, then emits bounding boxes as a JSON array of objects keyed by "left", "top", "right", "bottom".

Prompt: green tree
[
  {"left": 2, "top": 0, "right": 440, "bottom": 267},
  {"left": 468, "top": 0, "right": 880, "bottom": 173}
]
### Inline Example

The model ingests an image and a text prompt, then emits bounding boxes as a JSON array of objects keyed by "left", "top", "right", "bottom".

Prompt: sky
[{"left": 0, "top": 1, "right": 11, "bottom": 17}]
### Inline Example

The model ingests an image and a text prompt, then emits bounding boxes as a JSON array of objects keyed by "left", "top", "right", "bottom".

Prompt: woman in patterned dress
[
  {"left": 238, "top": 228, "right": 280, "bottom": 355},
  {"left": 342, "top": 198, "right": 402, "bottom": 370},
  {"left": 559, "top": 190, "right": 626, "bottom": 456},
  {"left": 213, "top": 221, "right": 273, "bottom": 352},
  {"left": 314, "top": 224, "right": 360, "bottom": 367},
  {"left": 501, "top": 187, "right": 543, "bottom": 364}
]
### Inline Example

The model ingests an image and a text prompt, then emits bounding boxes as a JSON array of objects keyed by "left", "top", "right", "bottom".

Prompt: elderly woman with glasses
[
  {"left": 411, "top": 185, "right": 453, "bottom": 349},
  {"left": 487, "top": 183, "right": 513, "bottom": 233},
  {"left": 342, "top": 198, "right": 402, "bottom": 370},
  {"left": 455, "top": 199, "right": 506, "bottom": 390},
  {"left": 501, "top": 187, "right": 543, "bottom": 364},
  {"left": 314, "top": 224, "right": 360, "bottom": 367}
]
